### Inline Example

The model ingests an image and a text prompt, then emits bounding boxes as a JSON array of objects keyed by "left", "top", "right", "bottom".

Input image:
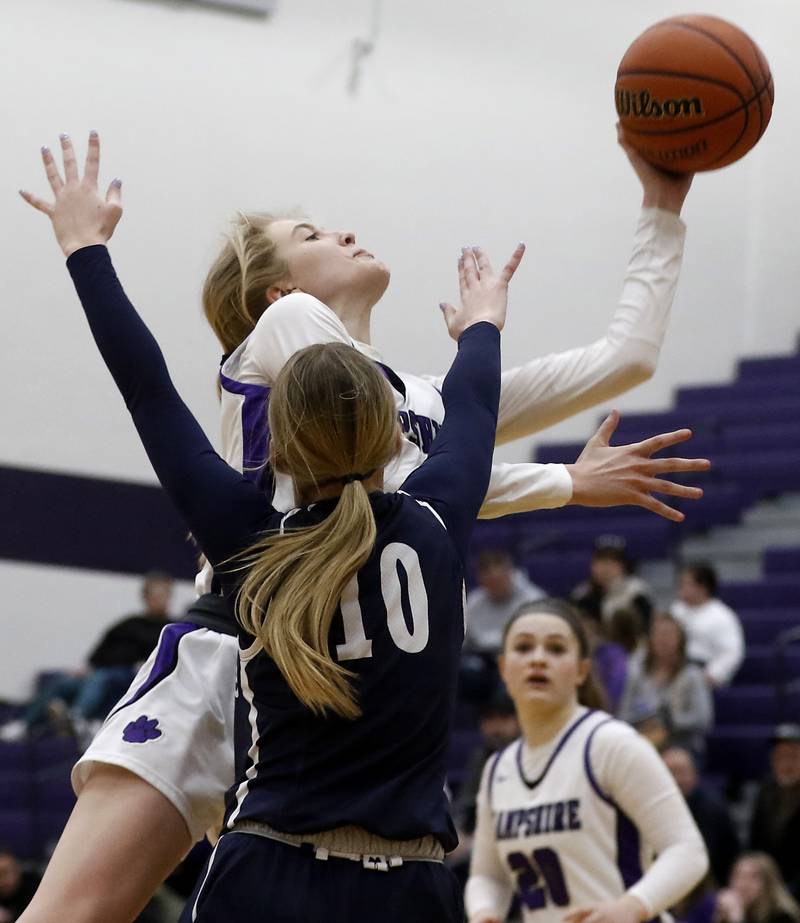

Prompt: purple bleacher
[
  {"left": 722, "top": 422, "right": 800, "bottom": 452},
  {"left": 677, "top": 484, "right": 749, "bottom": 530},
  {"left": 706, "top": 726, "right": 771, "bottom": 780},
  {"left": 709, "top": 451, "right": 800, "bottom": 496},
  {"left": 764, "top": 548, "right": 800, "bottom": 577},
  {"left": 677, "top": 379, "right": 800, "bottom": 407},
  {"left": 713, "top": 686, "right": 783, "bottom": 725},
  {"left": 739, "top": 609, "right": 800, "bottom": 645},
  {"left": 0, "top": 771, "right": 31, "bottom": 811},
  {"left": 0, "top": 741, "right": 29, "bottom": 772},
  {"left": 522, "top": 551, "right": 592, "bottom": 597},
  {"left": 737, "top": 354, "right": 800, "bottom": 380},
  {"left": 720, "top": 578, "right": 800, "bottom": 609},
  {"left": 732, "top": 646, "right": 800, "bottom": 685},
  {"left": 0, "top": 810, "right": 38, "bottom": 861},
  {"left": 31, "top": 736, "right": 80, "bottom": 771}
]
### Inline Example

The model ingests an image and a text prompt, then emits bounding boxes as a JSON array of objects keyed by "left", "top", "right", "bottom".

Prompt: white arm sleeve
[
  {"left": 478, "top": 461, "right": 573, "bottom": 517},
  {"left": 425, "top": 208, "right": 685, "bottom": 445},
  {"left": 465, "top": 758, "right": 515, "bottom": 923},
  {"left": 239, "top": 291, "right": 354, "bottom": 383},
  {"left": 706, "top": 606, "right": 745, "bottom": 686},
  {"left": 593, "top": 722, "right": 709, "bottom": 916}
]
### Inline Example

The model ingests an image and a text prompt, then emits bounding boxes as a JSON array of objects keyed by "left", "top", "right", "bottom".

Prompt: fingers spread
[
  {"left": 638, "top": 493, "right": 685, "bottom": 522},
  {"left": 85, "top": 130, "right": 100, "bottom": 185},
  {"left": 472, "top": 246, "right": 492, "bottom": 275},
  {"left": 41, "top": 146, "right": 64, "bottom": 194},
  {"left": 500, "top": 242, "right": 526, "bottom": 284},
  {"left": 461, "top": 247, "right": 478, "bottom": 288},
  {"left": 647, "top": 456, "right": 711, "bottom": 475},
  {"left": 589, "top": 410, "right": 620, "bottom": 448},
  {"left": 457, "top": 252, "right": 468, "bottom": 294},
  {"left": 106, "top": 177, "right": 123, "bottom": 206},
  {"left": 60, "top": 133, "right": 79, "bottom": 182},
  {"left": 642, "top": 477, "right": 703, "bottom": 500},
  {"left": 636, "top": 428, "right": 693, "bottom": 456},
  {"left": 18, "top": 189, "right": 54, "bottom": 217}
]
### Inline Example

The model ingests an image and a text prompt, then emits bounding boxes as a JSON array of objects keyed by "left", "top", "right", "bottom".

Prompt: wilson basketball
[{"left": 615, "top": 15, "right": 773, "bottom": 172}]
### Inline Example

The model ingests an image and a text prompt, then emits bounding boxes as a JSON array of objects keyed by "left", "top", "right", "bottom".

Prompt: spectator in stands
[
  {"left": 619, "top": 614, "right": 713, "bottom": 756},
  {"left": 571, "top": 537, "right": 654, "bottom": 629},
  {"left": 581, "top": 612, "right": 628, "bottom": 712},
  {"left": 448, "top": 691, "right": 520, "bottom": 882},
  {"left": 464, "top": 551, "right": 544, "bottom": 656},
  {"left": 714, "top": 853, "right": 800, "bottom": 923},
  {"left": 663, "top": 745, "right": 740, "bottom": 886},
  {"left": 25, "top": 571, "right": 174, "bottom": 733},
  {"left": 671, "top": 563, "right": 744, "bottom": 687},
  {"left": 0, "top": 847, "right": 40, "bottom": 922},
  {"left": 749, "top": 724, "right": 800, "bottom": 897}
]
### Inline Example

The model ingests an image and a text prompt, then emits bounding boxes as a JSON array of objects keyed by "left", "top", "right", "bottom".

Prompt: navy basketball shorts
[{"left": 181, "top": 830, "right": 464, "bottom": 922}]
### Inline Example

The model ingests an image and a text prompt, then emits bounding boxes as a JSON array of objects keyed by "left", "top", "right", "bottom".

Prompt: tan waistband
[{"left": 230, "top": 820, "right": 445, "bottom": 863}]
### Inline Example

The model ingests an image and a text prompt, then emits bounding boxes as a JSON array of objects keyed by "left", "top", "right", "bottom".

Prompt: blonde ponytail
[{"left": 231, "top": 343, "right": 399, "bottom": 719}]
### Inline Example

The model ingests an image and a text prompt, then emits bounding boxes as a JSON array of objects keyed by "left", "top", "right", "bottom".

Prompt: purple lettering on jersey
[
  {"left": 123, "top": 715, "right": 162, "bottom": 743},
  {"left": 567, "top": 799, "right": 582, "bottom": 831},
  {"left": 219, "top": 371, "right": 272, "bottom": 488},
  {"left": 552, "top": 802, "right": 565, "bottom": 833}
]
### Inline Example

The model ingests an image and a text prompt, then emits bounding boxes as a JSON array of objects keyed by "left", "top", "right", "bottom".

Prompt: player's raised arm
[
  {"left": 401, "top": 243, "right": 525, "bottom": 556},
  {"left": 20, "top": 133, "right": 268, "bottom": 566},
  {"left": 423, "top": 128, "right": 693, "bottom": 446}
]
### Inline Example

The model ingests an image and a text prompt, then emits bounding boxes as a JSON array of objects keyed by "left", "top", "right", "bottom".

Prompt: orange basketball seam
[{"left": 666, "top": 19, "right": 765, "bottom": 144}]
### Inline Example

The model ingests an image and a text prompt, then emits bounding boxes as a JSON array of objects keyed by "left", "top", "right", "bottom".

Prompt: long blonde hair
[
  {"left": 731, "top": 853, "right": 800, "bottom": 923},
  {"left": 203, "top": 211, "right": 290, "bottom": 354},
  {"left": 232, "top": 343, "right": 398, "bottom": 719}
]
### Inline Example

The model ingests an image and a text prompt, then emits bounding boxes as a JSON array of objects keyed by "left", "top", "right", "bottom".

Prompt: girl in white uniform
[
  {"left": 18, "top": 132, "right": 705, "bottom": 922},
  {"left": 466, "top": 598, "right": 709, "bottom": 923}
]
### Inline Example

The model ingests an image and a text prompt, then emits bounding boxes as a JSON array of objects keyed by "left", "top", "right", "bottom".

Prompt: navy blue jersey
[{"left": 67, "top": 246, "right": 500, "bottom": 850}]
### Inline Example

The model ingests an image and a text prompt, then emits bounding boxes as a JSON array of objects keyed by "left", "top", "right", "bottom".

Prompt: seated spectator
[
  {"left": 0, "top": 847, "right": 40, "bottom": 922},
  {"left": 464, "top": 551, "right": 544, "bottom": 656},
  {"left": 447, "top": 691, "right": 520, "bottom": 881},
  {"left": 580, "top": 613, "right": 628, "bottom": 712},
  {"left": 663, "top": 745, "right": 740, "bottom": 886},
  {"left": 607, "top": 605, "right": 645, "bottom": 656},
  {"left": 25, "top": 571, "right": 174, "bottom": 734},
  {"left": 671, "top": 563, "right": 744, "bottom": 687},
  {"left": 749, "top": 724, "right": 800, "bottom": 897},
  {"left": 571, "top": 537, "right": 654, "bottom": 628},
  {"left": 715, "top": 853, "right": 800, "bottom": 923},
  {"left": 619, "top": 614, "right": 713, "bottom": 756}
]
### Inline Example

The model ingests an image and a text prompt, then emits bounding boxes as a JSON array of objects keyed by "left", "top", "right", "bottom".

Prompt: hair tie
[{"left": 342, "top": 469, "right": 375, "bottom": 485}]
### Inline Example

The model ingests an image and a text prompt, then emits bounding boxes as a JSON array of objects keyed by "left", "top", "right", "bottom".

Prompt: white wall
[{"left": 0, "top": 0, "right": 798, "bottom": 697}]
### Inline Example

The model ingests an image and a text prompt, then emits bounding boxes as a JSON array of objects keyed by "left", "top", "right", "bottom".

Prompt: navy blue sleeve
[
  {"left": 66, "top": 245, "right": 271, "bottom": 567},
  {"left": 400, "top": 322, "right": 500, "bottom": 559}
]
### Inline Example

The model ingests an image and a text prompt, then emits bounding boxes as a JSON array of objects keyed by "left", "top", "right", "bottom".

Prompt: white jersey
[
  {"left": 466, "top": 709, "right": 708, "bottom": 922},
  {"left": 79, "top": 207, "right": 687, "bottom": 841},
  {"left": 72, "top": 624, "right": 238, "bottom": 842}
]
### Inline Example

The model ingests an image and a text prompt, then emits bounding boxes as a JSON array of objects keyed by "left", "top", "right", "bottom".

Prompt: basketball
[{"left": 615, "top": 15, "right": 774, "bottom": 172}]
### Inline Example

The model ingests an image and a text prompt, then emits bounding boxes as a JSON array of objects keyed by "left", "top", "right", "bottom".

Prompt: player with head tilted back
[
  {"left": 465, "top": 598, "right": 709, "bottom": 923},
  {"left": 22, "top": 134, "right": 523, "bottom": 922},
  {"left": 18, "top": 134, "right": 709, "bottom": 923}
]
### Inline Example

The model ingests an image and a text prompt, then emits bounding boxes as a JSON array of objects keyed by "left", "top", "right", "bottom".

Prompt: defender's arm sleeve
[
  {"left": 66, "top": 246, "right": 269, "bottom": 567},
  {"left": 401, "top": 323, "right": 500, "bottom": 560}
]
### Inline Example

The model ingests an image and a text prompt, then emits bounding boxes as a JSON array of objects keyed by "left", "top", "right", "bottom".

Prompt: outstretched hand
[
  {"left": 19, "top": 131, "right": 123, "bottom": 257},
  {"left": 617, "top": 123, "right": 694, "bottom": 216},
  {"left": 566, "top": 410, "right": 710, "bottom": 522},
  {"left": 440, "top": 242, "right": 526, "bottom": 341}
]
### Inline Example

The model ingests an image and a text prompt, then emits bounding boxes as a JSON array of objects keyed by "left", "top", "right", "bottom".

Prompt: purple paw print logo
[{"left": 123, "top": 715, "right": 162, "bottom": 744}]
